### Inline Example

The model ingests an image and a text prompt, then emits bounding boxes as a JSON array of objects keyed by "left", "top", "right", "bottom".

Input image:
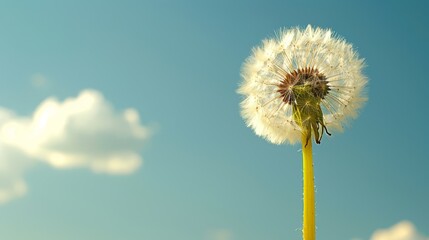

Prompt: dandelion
[{"left": 238, "top": 25, "right": 367, "bottom": 240}]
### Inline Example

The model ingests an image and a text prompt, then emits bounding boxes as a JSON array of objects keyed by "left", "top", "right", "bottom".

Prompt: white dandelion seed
[{"left": 238, "top": 25, "right": 367, "bottom": 145}]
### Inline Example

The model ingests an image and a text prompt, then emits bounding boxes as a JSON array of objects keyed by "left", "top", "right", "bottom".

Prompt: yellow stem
[{"left": 302, "top": 133, "right": 315, "bottom": 240}]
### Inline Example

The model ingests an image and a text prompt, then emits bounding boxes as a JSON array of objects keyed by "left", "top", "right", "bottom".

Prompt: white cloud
[
  {"left": 0, "top": 145, "right": 31, "bottom": 204},
  {"left": 370, "top": 221, "right": 428, "bottom": 240},
  {"left": 0, "top": 109, "right": 33, "bottom": 203},
  {"left": 0, "top": 89, "right": 152, "bottom": 203}
]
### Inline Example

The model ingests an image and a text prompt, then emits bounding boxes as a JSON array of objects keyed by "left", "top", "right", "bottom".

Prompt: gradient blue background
[{"left": 0, "top": 0, "right": 428, "bottom": 239}]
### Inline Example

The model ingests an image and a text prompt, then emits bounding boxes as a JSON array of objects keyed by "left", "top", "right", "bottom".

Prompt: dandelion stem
[{"left": 302, "top": 132, "right": 315, "bottom": 240}]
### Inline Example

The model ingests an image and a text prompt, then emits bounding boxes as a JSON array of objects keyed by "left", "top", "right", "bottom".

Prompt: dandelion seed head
[{"left": 238, "top": 25, "right": 367, "bottom": 145}]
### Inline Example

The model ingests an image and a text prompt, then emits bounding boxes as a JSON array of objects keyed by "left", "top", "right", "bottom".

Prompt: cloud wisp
[
  {"left": 30, "top": 73, "right": 49, "bottom": 88},
  {"left": 206, "top": 229, "right": 233, "bottom": 240},
  {"left": 0, "top": 89, "right": 152, "bottom": 203}
]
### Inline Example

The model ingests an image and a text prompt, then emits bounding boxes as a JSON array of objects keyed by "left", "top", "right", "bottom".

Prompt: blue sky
[{"left": 0, "top": 1, "right": 428, "bottom": 240}]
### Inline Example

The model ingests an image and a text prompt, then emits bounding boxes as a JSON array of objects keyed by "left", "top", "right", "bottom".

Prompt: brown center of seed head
[
  {"left": 276, "top": 67, "right": 331, "bottom": 144},
  {"left": 276, "top": 67, "right": 330, "bottom": 104}
]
